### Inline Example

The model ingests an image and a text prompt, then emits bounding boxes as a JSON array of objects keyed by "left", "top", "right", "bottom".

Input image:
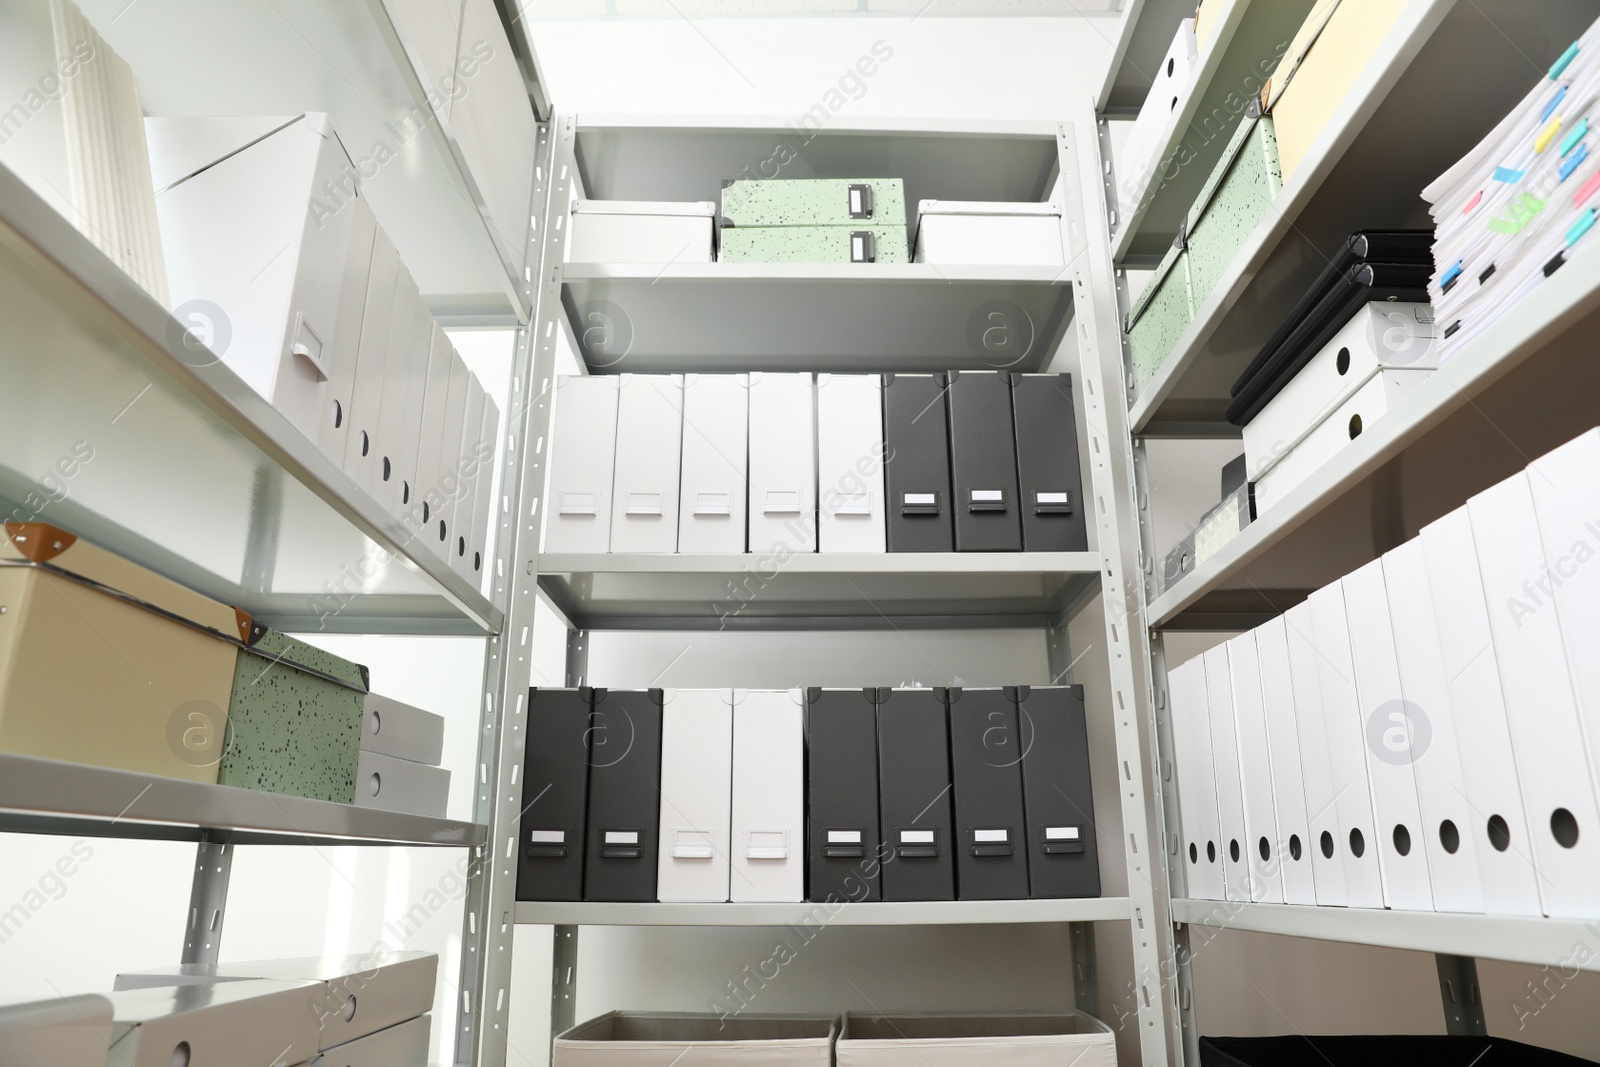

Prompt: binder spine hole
[
  {"left": 1336, "top": 347, "right": 1351, "bottom": 375},
  {"left": 1188, "top": 842, "right": 1198, "bottom": 865},
  {"left": 1228, "top": 839, "right": 1240, "bottom": 863},
  {"left": 1206, "top": 841, "right": 1216, "bottom": 864},
  {"left": 1348, "top": 828, "right": 1366, "bottom": 858},
  {"left": 1487, "top": 814, "right": 1512, "bottom": 852},
  {"left": 1319, "top": 831, "right": 1334, "bottom": 859},
  {"left": 1257, "top": 837, "right": 1270, "bottom": 862},
  {"left": 170, "top": 1041, "right": 191, "bottom": 1067},
  {"left": 1439, "top": 820, "right": 1461, "bottom": 854},
  {"left": 1288, "top": 834, "right": 1302, "bottom": 861},
  {"left": 330, "top": 399, "right": 342, "bottom": 428},
  {"left": 1551, "top": 808, "right": 1581, "bottom": 848},
  {"left": 1392, "top": 824, "right": 1412, "bottom": 857},
  {"left": 1347, "top": 413, "right": 1363, "bottom": 439}
]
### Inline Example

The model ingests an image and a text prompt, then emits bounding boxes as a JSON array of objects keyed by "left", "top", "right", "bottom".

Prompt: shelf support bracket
[
  {"left": 1436, "top": 954, "right": 1488, "bottom": 1036},
  {"left": 551, "top": 925, "right": 579, "bottom": 1048},
  {"left": 566, "top": 629, "right": 590, "bottom": 689},
  {"left": 1069, "top": 921, "right": 1100, "bottom": 1017},
  {"left": 181, "top": 830, "right": 233, "bottom": 967}
]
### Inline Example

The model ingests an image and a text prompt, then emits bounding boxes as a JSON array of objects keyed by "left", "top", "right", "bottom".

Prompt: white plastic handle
[
  {"left": 763, "top": 490, "right": 802, "bottom": 514},
  {"left": 693, "top": 491, "right": 732, "bottom": 516},
  {"left": 559, "top": 492, "right": 598, "bottom": 516},
  {"left": 624, "top": 492, "right": 665, "bottom": 516}
]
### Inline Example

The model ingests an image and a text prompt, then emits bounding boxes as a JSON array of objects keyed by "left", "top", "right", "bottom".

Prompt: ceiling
[{"left": 521, "top": 0, "right": 1121, "bottom": 18}]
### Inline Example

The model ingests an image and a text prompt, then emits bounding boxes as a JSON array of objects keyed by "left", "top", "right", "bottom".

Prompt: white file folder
[
  {"left": 678, "top": 374, "right": 749, "bottom": 554},
  {"left": 1307, "top": 584, "right": 1385, "bottom": 908},
  {"left": 1341, "top": 559, "right": 1435, "bottom": 911},
  {"left": 375, "top": 267, "right": 431, "bottom": 522},
  {"left": 816, "top": 374, "right": 887, "bottom": 553},
  {"left": 611, "top": 375, "right": 684, "bottom": 554},
  {"left": 545, "top": 376, "right": 622, "bottom": 554},
  {"left": 1253, "top": 616, "right": 1318, "bottom": 905},
  {"left": 411, "top": 324, "right": 454, "bottom": 543},
  {"left": 1167, "top": 657, "right": 1224, "bottom": 901},
  {"left": 1225, "top": 632, "right": 1285, "bottom": 903},
  {"left": 1283, "top": 602, "right": 1347, "bottom": 906},
  {"left": 431, "top": 353, "right": 472, "bottom": 561},
  {"left": 317, "top": 197, "right": 376, "bottom": 468},
  {"left": 451, "top": 374, "right": 485, "bottom": 580},
  {"left": 748, "top": 373, "right": 817, "bottom": 555},
  {"left": 1201, "top": 645, "right": 1251, "bottom": 901},
  {"left": 469, "top": 394, "right": 500, "bottom": 584},
  {"left": 1419, "top": 508, "right": 1542, "bottom": 916},
  {"left": 1381, "top": 539, "right": 1485, "bottom": 914},
  {"left": 657, "top": 689, "right": 733, "bottom": 902},
  {"left": 342, "top": 228, "right": 399, "bottom": 496},
  {"left": 729, "top": 689, "right": 805, "bottom": 902},
  {"left": 354, "top": 751, "right": 449, "bottom": 817},
  {"left": 1468, "top": 471, "right": 1600, "bottom": 918}
]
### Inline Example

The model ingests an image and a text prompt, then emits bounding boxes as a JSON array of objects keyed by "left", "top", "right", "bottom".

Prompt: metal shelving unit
[
  {"left": 1097, "top": 0, "right": 1207, "bottom": 116},
  {"left": 517, "top": 897, "right": 1133, "bottom": 927}
]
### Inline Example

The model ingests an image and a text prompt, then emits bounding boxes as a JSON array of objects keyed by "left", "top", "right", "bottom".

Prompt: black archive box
[
  {"left": 875, "top": 688, "right": 956, "bottom": 901},
  {"left": 943, "top": 687, "right": 1030, "bottom": 899},
  {"left": 582, "top": 688, "right": 664, "bottom": 902},
  {"left": 1010, "top": 373, "right": 1089, "bottom": 552},
  {"left": 804, "top": 687, "right": 883, "bottom": 903},
  {"left": 516, "top": 687, "right": 593, "bottom": 902},
  {"left": 883, "top": 373, "right": 955, "bottom": 552},
  {"left": 945, "top": 371, "right": 1023, "bottom": 552},
  {"left": 1014, "top": 685, "right": 1101, "bottom": 899}
]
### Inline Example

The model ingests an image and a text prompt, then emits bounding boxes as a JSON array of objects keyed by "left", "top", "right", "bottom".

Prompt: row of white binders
[{"left": 1170, "top": 425, "right": 1600, "bottom": 918}]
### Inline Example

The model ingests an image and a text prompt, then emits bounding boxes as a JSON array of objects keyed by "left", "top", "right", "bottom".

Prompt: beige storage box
[
  {"left": 0, "top": 993, "right": 112, "bottom": 1067},
  {"left": 0, "top": 522, "right": 246, "bottom": 782},
  {"left": 104, "top": 979, "right": 322, "bottom": 1067},
  {"left": 837, "top": 1011, "right": 1117, "bottom": 1067},
  {"left": 553, "top": 1012, "right": 838, "bottom": 1067}
]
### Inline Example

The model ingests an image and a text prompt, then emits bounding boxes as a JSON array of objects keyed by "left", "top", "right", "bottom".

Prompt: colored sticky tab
[
  {"left": 1536, "top": 116, "right": 1563, "bottom": 153},
  {"left": 1494, "top": 165, "right": 1526, "bottom": 183},
  {"left": 1575, "top": 170, "right": 1600, "bottom": 207},
  {"left": 1561, "top": 118, "right": 1589, "bottom": 156},
  {"left": 1560, "top": 143, "right": 1588, "bottom": 181},
  {"left": 1551, "top": 40, "right": 1580, "bottom": 80},
  {"left": 1440, "top": 260, "right": 1464, "bottom": 290},
  {"left": 1463, "top": 189, "right": 1483, "bottom": 214},
  {"left": 1566, "top": 208, "right": 1595, "bottom": 246},
  {"left": 1543, "top": 85, "right": 1570, "bottom": 122}
]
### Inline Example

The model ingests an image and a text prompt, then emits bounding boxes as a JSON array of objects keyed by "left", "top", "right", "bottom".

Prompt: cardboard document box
[
  {"left": 1283, "top": 601, "right": 1348, "bottom": 906},
  {"left": 1225, "top": 633, "right": 1286, "bottom": 904},
  {"left": 1167, "top": 657, "right": 1226, "bottom": 901},
  {"left": 1200, "top": 644, "right": 1252, "bottom": 901},
  {"left": 449, "top": 373, "right": 485, "bottom": 580},
  {"left": 518, "top": 688, "right": 594, "bottom": 902},
  {"left": 678, "top": 374, "right": 748, "bottom": 554},
  {"left": 583, "top": 689, "right": 665, "bottom": 902},
  {"left": 945, "top": 687, "right": 1030, "bottom": 900},
  {"left": 545, "top": 376, "right": 621, "bottom": 554},
  {"left": 410, "top": 324, "right": 456, "bottom": 544},
  {"left": 883, "top": 373, "right": 955, "bottom": 552},
  {"left": 342, "top": 228, "right": 400, "bottom": 496},
  {"left": 353, "top": 751, "right": 449, "bottom": 818},
  {"left": 568, "top": 200, "right": 717, "bottom": 263},
  {"left": 804, "top": 688, "right": 882, "bottom": 902},
  {"left": 0, "top": 993, "right": 112, "bottom": 1067},
  {"left": 374, "top": 267, "right": 432, "bottom": 521},
  {"left": 1252, "top": 617, "right": 1318, "bottom": 905},
  {"left": 729, "top": 689, "right": 805, "bottom": 903},
  {"left": 876, "top": 688, "right": 956, "bottom": 902},
  {"left": 360, "top": 692, "right": 445, "bottom": 766},
  {"left": 611, "top": 375, "right": 684, "bottom": 554},
  {"left": 1011, "top": 374, "right": 1089, "bottom": 552},
  {"left": 430, "top": 352, "right": 473, "bottom": 561},
  {"left": 104, "top": 979, "right": 322, "bottom": 1067},
  {"left": 309, "top": 1015, "right": 430, "bottom": 1067},
  {"left": 946, "top": 371, "right": 1022, "bottom": 552},
  {"left": 913, "top": 201, "right": 1064, "bottom": 266},
  {"left": 748, "top": 373, "right": 817, "bottom": 555},
  {"left": 1015, "top": 685, "right": 1101, "bottom": 899},
  {"left": 816, "top": 374, "right": 887, "bottom": 553},
  {"left": 656, "top": 689, "right": 733, "bottom": 903}
]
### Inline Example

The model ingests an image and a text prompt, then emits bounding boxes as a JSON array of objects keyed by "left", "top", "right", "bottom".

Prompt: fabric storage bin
[
  {"left": 1199, "top": 1034, "right": 1600, "bottom": 1067},
  {"left": 0, "top": 993, "right": 113, "bottom": 1067},
  {"left": 568, "top": 200, "right": 717, "bottom": 263},
  {"left": 0, "top": 521, "right": 245, "bottom": 783},
  {"left": 913, "top": 201, "right": 1064, "bottom": 265},
  {"left": 1127, "top": 237, "right": 1196, "bottom": 392},
  {"left": 720, "top": 224, "right": 908, "bottom": 263},
  {"left": 553, "top": 1012, "right": 838, "bottom": 1067},
  {"left": 217, "top": 623, "right": 368, "bottom": 803},
  {"left": 838, "top": 1011, "right": 1117, "bottom": 1067},
  {"left": 1184, "top": 100, "right": 1283, "bottom": 303}
]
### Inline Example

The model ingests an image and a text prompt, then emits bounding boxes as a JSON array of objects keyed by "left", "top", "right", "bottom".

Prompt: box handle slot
[
  {"left": 1033, "top": 491, "right": 1073, "bottom": 515},
  {"left": 559, "top": 492, "right": 598, "bottom": 516},
  {"left": 600, "top": 829, "right": 642, "bottom": 859},
  {"left": 850, "top": 230, "right": 876, "bottom": 263},
  {"left": 969, "top": 489, "right": 1007, "bottom": 513},
  {"left": 848, "top": 183, "right": 873, "bottom": 219},
  {"left": 693, "top": 491, "right": 732, "bottom": 515},
  {"left": 671, "top": 829, "right": 717, "bottom": 859},
  {"left": 1043, "top": 825, "right": 1085, "bottom": 855},
  {"left": 901, "top": 492, "right": 941, "bottom": 516},
  {"left": 763, "top": 490, "right": 802, "bottom": 514},
  {"left": 745, "top": 829, "right": 789, "bottom": 860},
  {"left": 624, "top": 492, "right": 665, "bottom": 516},
  {"left": 825, "top": 828, "right": 865, "bottom": 858},
  {"left": 526, "top": 829, "right": 567, "bottom": 859},
  {"left": 828, "top": 491, "right": 872, "bottom": 516},
  {"left": 971, "top": 828, "right": 1013, "bottom": 857},
  {"left": 896, "top": 828, "right": 939, "bottom": 859}
]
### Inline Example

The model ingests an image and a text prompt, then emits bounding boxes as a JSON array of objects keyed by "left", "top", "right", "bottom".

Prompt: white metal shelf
[
  {"left": 1147, "top": 230, "right": 1600, "bottom": 630},
  {"left": 517, "top": 896, "right": 1131, "bottom": 927},
  {"left": 0, "top": 160, "right": 500, "bottom": 636},
  {"left": 537, "top": 552, "right": 1102, "bottom": 630},
  {"left": 0, "top": 754, "right": 485, "bottom": 848},
  {"left": 1171, "top": 898, "right": 1600, "bottom": 973}
]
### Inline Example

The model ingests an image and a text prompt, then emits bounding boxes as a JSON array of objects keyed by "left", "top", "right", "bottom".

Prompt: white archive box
[
  {"left": 816, "top": 373, "right": 887, "bottom": 552},
  {"left": 1252, "top": 616, "right": 1317, "bottom": 905},
  {"left": 1306, "top": 582, "right": 1385, "bottom": 908},
  {"left": 469, "top": 394, "right": 501, "bottom": 581},
  {"left": 748, "top": 372, "right": 817, "bottom": 554},
  {"left": 451, "top": 373, "right": 486, "bottom": 580},
  {"left": 1243, "top": 302, "right": 1437, "bottom": 481},
  {"left": 115, "top": 952, "right": 436, "bottom": 1052},
  {"left": 362, "top": 692, "right": 446, "bottom": 765},
  {"left": 1200, "top": 644, "right": 1251, "bottom": 901},
  {"left": 0, "top": 993, "right": 112, "bottom": 1067},
  {"left": 343, "top": 228, "right": 401, "bottom": 496},
  {"left": 355, "top": 750, "right": 450, "bottom": 817},
  {"left": 411, "top": 324, "right": 455, "bottom": 541},
  {"left": 1341, "top": 559, "right": 1435, "bottom": 912},
  {"left": 1166, "top": 658, "right": 1225, "bottom": 901},
  {"left": 545, "top": 375, "right": 622, "bottom": 553},
  {"left": 1253, "top": 368, "right": 1433, "bottom": 515},
  {"left": 375, "top": 266, "right": 433, "bottom": 521},
  {"left": 553, "top": 1012, "right": 837, "bottom": 1067},
  {"left": 1468, "top": 471, "right": 1600, "bottom": 918},
  {"left": 912, "top": 202, "right": 1064, "bottom": 266},
  {"left": 611, "top": 375, "right": 685, "bottom": 554},
  {"left": 318, "top": 198, "right": 378, "bottom": 467},
  {"left": 309, "top": 1015, "right": 430, "bottom": 1067},
  {"left": 1283, "top": 601, "right": 1347, "bottom": 906},
  {"left": 836, "top": 1011, "right": 1115, "bottom": 1067},
  {"left": 1381, "top": 538, "right": 1487, "bottom": 914},
  {"left": 568, "top": 200, "right": 718, "bottom": 263},
  {"left": 1118, "top": 20, "right": 1198, "bottom": 202},
  {"left": 1224, "top": 632, "right": 1285, "bottom": 903},
  {"left": 153, "top": 114, "right": 362, "bottom": 445},
  {"left": 729, "top": 689, "right": 806, "bottom": 903},
  {"left": 104, "top": 979, "right": 322, "bottom": 1067},
  {"left": 678, "top": 374, "right": 749, "bottom": 554},
  {"left": 657, "top": 689, "right": 734, "bottom": 902},
  {"left": 432, "top": 352, "right": 473, "bottom": 561},
  {"left": 1418, "top": 508, "right": 1542, "bottom": 916}
]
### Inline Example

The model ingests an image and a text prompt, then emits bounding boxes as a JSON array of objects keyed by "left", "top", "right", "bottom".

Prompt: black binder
[
  {"left": 805, "top": 688, "right": 882, "bottom": 902},
  {"left": 516, "top": 687, "right": 593, "bottom": 902},
  {"left": 945, "top": 371, "right": 1023, "bottom": 552},
  {"left": 944, "top": 687, "right": 1030, "bottom": 899},
  {"left": 1010, "top": 374, "right": 1088, "bottom": 552},
  {"left": 1014, "top": 685, "right": 1101, "bottom": 898},
  {"left": 875, "top": 688, "right": 956, "bottom": 901},
  {"left": 582, "top": 688, "right": 664, "bottom": 902},
  {"left": 883, "top": 373, "right": 954, "bottom": 552}
]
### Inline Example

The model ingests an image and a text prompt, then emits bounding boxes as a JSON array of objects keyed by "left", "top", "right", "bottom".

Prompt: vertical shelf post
[
  {"left": 1436, "top": 954, "right": 1488, "bottom": 1035},
  {"left": 181, "top": 830, "right": 233, "bottom": 967}
]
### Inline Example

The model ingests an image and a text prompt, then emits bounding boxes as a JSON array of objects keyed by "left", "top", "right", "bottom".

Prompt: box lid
[
  {"left": 1125, "top": 234, "right": 1189, "bottom": 328},
  {"left": 2, "top": 522, "right": 250, "bottom": 644},
  {"left": 572, "top": 199, "right": 717, "bottom": 217},
  {"left": 240, "top": 624, "right": 370, "bottom": 692},
  {"left": 1185, "top": 103, "right": 1281, "bottom": 234},
  {"left": 916, "top": 200, "right": 1060, "bottom": 218},
  {"left": 106, "top": 979, "right": 322, "bottom": 1067}
]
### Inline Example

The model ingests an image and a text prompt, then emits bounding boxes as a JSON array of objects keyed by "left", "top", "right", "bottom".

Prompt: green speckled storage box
[
  {"left": 1127, "top": 238, "right": 1195, "bottom": 392},
  {"left": 1184, "top": 103, "right": 1282, "bottom": 302},
  {"left": 719, "top": 224, "right": 908, "bottom": 263},
  {"left": 218, "top": 625, "right": 369, "bottom": 803},
  {"left": 720, "top": 177, "right": 905, "bottom": 228}
]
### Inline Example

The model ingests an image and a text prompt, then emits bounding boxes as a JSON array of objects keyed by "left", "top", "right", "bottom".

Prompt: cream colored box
[
  {"left": 104, "top": 979, "right": 322, "bottom": 1067},
  {"left": 554, "top": 1013, "right": 837, "bottom": 1067},
  {"left": 837, "top": 1011, "right": 1116, "bottom": 1067},
  {"left": 0, "top": 994, "right": 111, "bottom": 1067}
]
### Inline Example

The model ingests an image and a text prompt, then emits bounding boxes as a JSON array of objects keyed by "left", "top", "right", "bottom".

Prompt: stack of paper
[{"left": 1424, "top": 19, "right": 1600, "bottom": 361}]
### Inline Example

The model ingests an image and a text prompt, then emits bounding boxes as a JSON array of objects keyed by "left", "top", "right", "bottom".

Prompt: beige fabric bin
[
  {"left": 837, "top": 1011, "right": 1116, "bottom": 1067},
  {"left": 554, "top": 1012, "right": 837, "bottom": 1067}
]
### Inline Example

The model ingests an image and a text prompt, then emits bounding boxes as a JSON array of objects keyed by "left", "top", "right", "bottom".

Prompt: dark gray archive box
[
  {"left": 875, "top": 688, "right": 955, "bottom": 901},
  {"left": 882, "top": 373, "right": 954, "bottom": 552},
  {"left": 1010, "top": 374, "right": 1089, "bottom": 552},
  {"left": 517, "top": 687, "right": 593, "bottom": 902},
  {"left": 945, "top": 371, "right": 1022, "bottom": 552},
  {"left": 1014, "top": 685, "right": 1100, "bottom": 898},
  {"left": 583, "top": 688, "right": 664, "bottom": 902},
  {"left": 804, "top": 687, "right": 883, "bottom": 903},
  {"left": 943, "top": 687, "right": 1030, "bottom": 899}
]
